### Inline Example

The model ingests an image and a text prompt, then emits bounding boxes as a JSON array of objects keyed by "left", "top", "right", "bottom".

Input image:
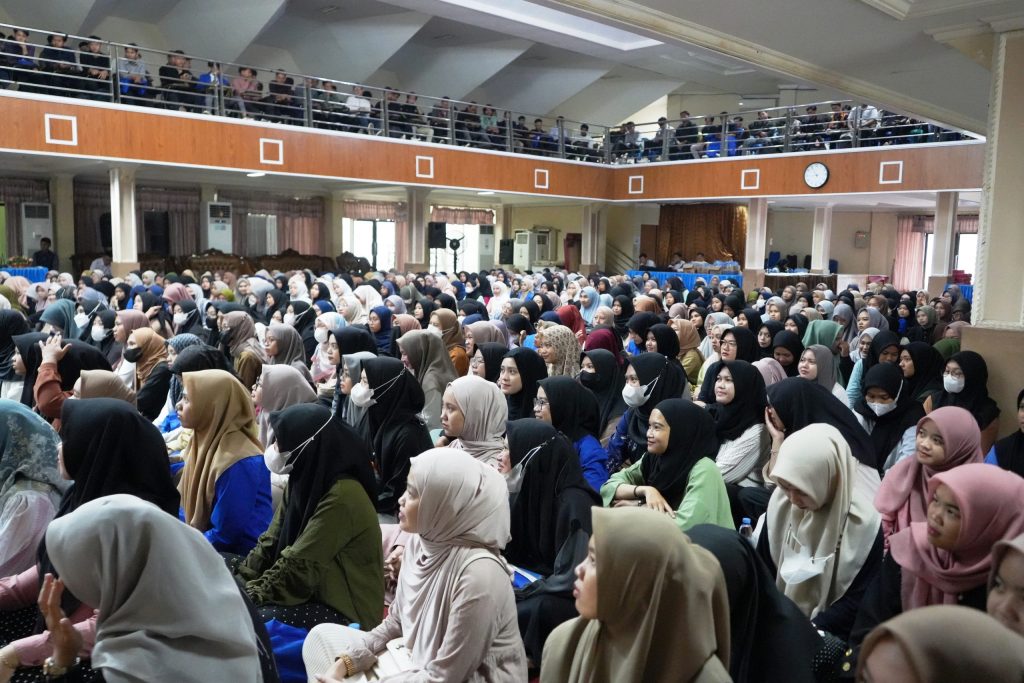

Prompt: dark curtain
[
  {"left": 656, "top": 203, "right": 747, "bottom": 265},
  {"left": 0, "top": 177, "right": 51, "bottom": 259}
]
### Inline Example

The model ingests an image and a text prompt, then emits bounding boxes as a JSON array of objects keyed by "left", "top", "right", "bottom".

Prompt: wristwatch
[{"left": 43, "top": 656, "right": 80, "bottom": 679}]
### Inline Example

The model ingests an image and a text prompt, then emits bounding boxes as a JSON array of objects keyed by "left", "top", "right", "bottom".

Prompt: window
[
  {"left": 954, "top": 233, "right": 977, "bottom": 275},
  {"left": 343, "top": 218, "right": 395, "bottom": 271},
  {"left": 246, "top": 214, "right": 278, "bottom": 257}
]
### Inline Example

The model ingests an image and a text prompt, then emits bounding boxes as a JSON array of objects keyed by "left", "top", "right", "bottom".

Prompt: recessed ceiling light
[
  {"left": 246, "top": 172, "right": 266, "bottom": 178},
  {"left": 477, "top": 191, "right": 495, "bottom": 195}
]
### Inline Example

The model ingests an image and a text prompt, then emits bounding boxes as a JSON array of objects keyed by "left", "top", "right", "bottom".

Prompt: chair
[
  {"left": 182, "top": 248, "right": 249, "bottom": 276},
  {"left": 255, "top": 248, "right": 335, "bottom": 275},
  {"left": 335, "top": 252, "right": 372, "bottom": 274}
]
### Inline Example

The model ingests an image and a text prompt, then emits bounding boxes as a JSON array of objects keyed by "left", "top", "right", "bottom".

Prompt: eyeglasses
[
  {"left": 533, "top": 398, "right": 549, "bottom": 408},
  {"left": 720, "top": 340, "right": 738, "bottom": 348}
]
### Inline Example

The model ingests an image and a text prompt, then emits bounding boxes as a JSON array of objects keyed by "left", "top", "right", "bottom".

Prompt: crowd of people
[
  {"left": 1, "top": 26, "right": 969, "bottom": 165},
  {"left": 0, "top": 258, "right": 1019, "bottom": 682}
]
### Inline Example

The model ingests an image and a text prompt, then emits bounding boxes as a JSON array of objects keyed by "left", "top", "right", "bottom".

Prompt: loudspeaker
[
  {"left": 428, "top": 221, "right": 447, "bottom": 249},
  {"left": 499, "top": 238, "right": 514, "bottom": 264}
]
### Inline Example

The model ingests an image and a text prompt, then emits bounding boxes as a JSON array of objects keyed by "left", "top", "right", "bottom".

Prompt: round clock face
[{"left": 804, "top": 162, "right": 829, "bottom": 188}]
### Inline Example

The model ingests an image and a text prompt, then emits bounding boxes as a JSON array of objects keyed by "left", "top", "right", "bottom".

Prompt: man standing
[{"left": 32, "top": 237, "right": 58, "bottom": 270}]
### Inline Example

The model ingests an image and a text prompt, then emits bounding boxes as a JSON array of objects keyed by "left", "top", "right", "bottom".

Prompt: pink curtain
[
  {"left": 220, "top": 191, "right": 325, "bottom": 257},
  {"left": 1, "top": 178, "right": 51, "bottom": 259},
  {"left": 430, "top": 206, "right": 494, "bottom": 225},
  {"left": 342, "top": 201, "right": 409, "bottom": 269},
  {"left": 894, "top": 215, "right": 926, "bottom": 291},
  {"left": 957, "top": 215, "right": 979, "bottom": 234}
]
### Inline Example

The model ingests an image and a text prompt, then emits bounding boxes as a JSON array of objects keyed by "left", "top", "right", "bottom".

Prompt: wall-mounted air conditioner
[{"left": 205, "top": 202, "right": 233, "bottom": 252}]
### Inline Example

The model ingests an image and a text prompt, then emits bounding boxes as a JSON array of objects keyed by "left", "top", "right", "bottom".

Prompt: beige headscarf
[
  {"left": 129, "top": 328, "right": 168, "bottom": 386},
  {"left": 447, "top": 375, "right": 507, "bottom": 468},
  {"left": 178, "top": 369, "right": 264, "bottom": 530},
  {"left": 465, "top": 320, "right": 505, "bottom": 352},
  {"left": 767, "top": 423, "right": 881, "bottom": 619},
  {"left": 79, "top": 369, "right": 137, "bottom": 406},
  {"left": 857, "top": 605, "right": 1024, "bottom": 681},
  {"left": 539, "top": 324, "right": 580, "bottom": 378},
  {"left": 397, "top": 448, "right": 514, "bottom": 666},
  {"left": 256, "top": 364, "right": 316, "bottom": 447},
  {"left": 223, "top": 311, "right": 268, "bottom": 363},
  {"left": 541, "top": 507, "right": 731, "bottom": 683},
  {"left": 433, "top": 308, "right": 464, "bottom": 352},
  {"left": 47, "top": 494, "right": 261, "bottom": 682},
  {"left": 398, "top": 330, "right": 456, "bottom": 402},
  {"left": 673, "top": 318, "right": 702, "bottom": 354}
]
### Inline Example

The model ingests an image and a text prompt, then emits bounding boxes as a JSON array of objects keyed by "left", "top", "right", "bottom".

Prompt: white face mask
[
  {"left": 622, "top": 375, "right": 659, "bottom": 409},
  {"left": 91, "top": 327, "right": 107, "bottom": 343},
  {"left": 263, "top": 443, "right": 294, "bottom": 475},
  {"left": 173, "top": 312, "right": 188, "bottom": 326},
  {"left": 283, "top": 312, "right": 296, "bottom": 326},
  {"left": 74, "top": 313, "right": 90, "bottom": 329},
  {"left": 350, "top": 383, "right": 375, "bottom": 408},
  {"left": 779, "top": 544, "right": 834, "bottom": 585},
  {"left": 427, "top": 325, "right": 443, "bottom": 338},
  {"left": 943, "top": 374, "right": 965, "bottom": 394},
  {"left": 867, "top": 401, "right": 898, "bottom": 417},
  {"left": 504, "top": 442, "right": 545, "bottom": 494},
  {"left": 314, "top": 327, "right": 329, "bottom": 344}
]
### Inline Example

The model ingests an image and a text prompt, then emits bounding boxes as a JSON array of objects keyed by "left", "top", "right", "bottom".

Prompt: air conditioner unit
[
  {"left": 20, "top": 203, "right": 53, "bottom": 257},
  {"left": 205, "top": 202, "right": 233, "bottom": 252},
  {"left": 513, "top": 230, "right": 536, "bottom": 271},
  {"left": 478, "top": 225, "right": 495, "bottom": 269}
]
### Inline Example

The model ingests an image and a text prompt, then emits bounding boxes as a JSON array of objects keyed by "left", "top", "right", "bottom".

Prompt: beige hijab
[
  {"left": 541, "top": 507, "right": 731, "bottom": 683},
  {"left": 447, "top": 375, "right": 507, "bottom": 468},
  {"left": 398, "top": 330, "right": 457, "bottom": 401},
  {"left": 79, "top": 369, "right": 137, "bottom": 406},
  {"left": 47, "top": 494, "right": 261, "bottom": 682},
  {"left": 130, "top": 328, "right": 168, "bottom": 386},
  {"left": 398, "top": 448, "right": 512, "bottom": 665},
  {"left": 223, "top": 311, "right": 268, "bottom": 363},
  {"left": 179, "top": 369, "right": 264, "bottom": 530},
  {"left": 767, "top": 423, "right": 881, "bottom": 619},
  {"left": 539, "top": 324, "right": 580, "bottom": 378},
  {"left": 257, "top": 364, "right": 316, "bottom": 447},
  {"left": 466, "top": 321, "right": 505, "bottom": 352}
]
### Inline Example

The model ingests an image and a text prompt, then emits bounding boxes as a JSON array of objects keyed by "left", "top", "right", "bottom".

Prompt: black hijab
[
  {"left": 503, "top": 347, "right": 546, "bottom": 421},
  {"left": 0, "top": 310, "right": 29, "bottom": 381},
  {"left": 13, "top": 332, "right": 47, "bottom": 407},
  {"left": 647, "top": 323, "right": 680, "bottom": 364},
  {"left": 56, "top": 340, "right": 113, "bottom": 391},
  {"left": 91, "top": 309, "right": 122, "bottom": 367},
  {"left": 612, "top": 295, "right": 634, "bottom": 338},
  {"left": 520, "top": 300, "right": 540, "bottom": 324},
  {"left": 435, "top": 292, "right": 457, "bottom": 313},
  {"left": 759, "top": 320, "right": 784, "bottom": 359},
  {"left": 334, "top": 325, "right": 377, "bottom": 356},
  {"left": 771, "top": 330, "right": 804, "bottom": 376},
  {"left": 687, "top": 525, "right": 821, "bottom": 683},
  {"left": 505, "top": 419, "right": 599, "bottom": 576},
  {"left": 627, "top": 312, "right": 661, "bottom": 344},
  {"left": 505, "top": 313, "right": 535, "bottom": 339},
  {"left": 641, "top": 398, "right": 719, "bottom": 509},
  {"left": 993, "top": 389, "right": 1024, "bottom": 478},
  {"left": 175, "top": 299, "right": 205, "bottom": 335},
  {"left": 265, "top": 289, "right": 289, "bottom": 322},
  {"left": 740, "top": 308, "right": 763, "bottom": 337},
  {"left": 786, "top": 313, "right": 809, "bottom": 339},
  {"left": 579, "top": 349, "right": 626, "bottom": 435},
  {"left": 113, "top": 283, "right": 133, "bottom": 310},
  {"left": 864, "top": 330, "right": 901, "bottom": 373},
  {"left": 539, "top": 376, "right": 602, "bottom": 443},
  {"left": 855, "top": 362, "right": 925, "bottom": 464},
  {"left": 724, "top": 326, "right": 759, "bottom": 363},
  {"left": 476, "top": 342, "right": 507, "bottom": 383},
  {"left": 269, "top": 403, "right": 376, "bottom": 555},
  {"left": 475, "top": 273, "right": 494, "bottom": 298},
  {"left": 705, "top": 360, "right": 768, "bottom": 441},
  {"left": 936, "top": 350, "right": 1001, "bottom": 430},
  {"left": 459, "top": 299, "right": 488, "bottom": 320},
  {"left": 901, "top": 341, "right": 944, "bottom": 403},
  {"left": 625, "top": 352, "right": 688, "bottom": 448},
  {"left": 767, "top": 378, "right": 878, "bottom": 471}
]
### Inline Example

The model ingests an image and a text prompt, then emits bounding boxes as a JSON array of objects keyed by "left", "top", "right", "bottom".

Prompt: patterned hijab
[{"left": 540, "top": 324, "right": 581, "bottom": 378}]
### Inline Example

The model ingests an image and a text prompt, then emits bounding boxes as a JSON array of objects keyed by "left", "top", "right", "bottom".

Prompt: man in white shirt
[
  {"left": 851, "top": 103, "right": 880, "bottom": 146},
  {"left": 89, "top": 254, "right": 112, "bottom": 277},
  {"left": 344, "top": 86, "right": 371, "bottom": 131}
]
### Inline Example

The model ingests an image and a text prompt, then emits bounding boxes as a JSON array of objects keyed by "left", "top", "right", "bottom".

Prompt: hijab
[
  {"left": 579, "top": 349, "right": 626, "bottom": 435},
  {"left": 753, "top": 357, "right": 787, "bottom": 387},
  {"left": 675, "top": 319, "right": 701, "bottom": 355},
  {"left": 647, "top": 323, "right": 680, "bottom": 364},
  {"left": 466, "top": 320, "right": 505, "bottom": 352},
  {"left": 705, "top": 360, "right": 767, "bottom": 442},
  {"left": 503, "top": 347, "right": 546, "bottom": 421},
  {"left": 801, "top": 319, "right": 841, "bottom": 351},
  {"left": 475, "top": 342, "right": 507, "bottom": 383},
  {"left": 642, "top": 398, "right": 720, "bottom": 508},
  {"left": 611, "top": 295, "right": 634, "bottom": 337},
  {"left": 833, "top": 302, "right": 859, "bottom": 345},
  {"left": 78, "top": 369, "right": 137, "bottom": 405},
  {"left": 538, "top": 375, "right": 602, "bottom": 443},
  {"left": 890, "top": 464, "right": 1024, "bottom": 609},
  {"left": 804, "top": 344, "right": 841, "bottom": 392},
  {"left": 555, "top": 306, "right": 586, "bottom": 343},
  {"left": 178, "top": 370, "right": 264, "bottom": 530},
  {"left": 398, "top": 327, "right": 455, "bottom": 390},
  {"left": 739, "top": 308, "right": 763, "bottom": 337},
  {"left": 855, "top": 362, "right": 925, "bottom": 463},
  {"left": 936, "top": 350, "right": 1000, "bottom": 429},
  {"left": 540, "top": 324, "right": 581, "bottom": 378},
  {"left": 46, "top": 495, "right": 261, "bottom": 683},
  {"left": 0, "top": 398, "right": 65, "bottom": 514},
  {"left": 583, "top": 326, "right": 624, "bottom": 359},
  {"left": 901, "top": 341, "right": 944, "bottom": 402},
  {"left": 257, "top": 364, "right": 316, "bottom": 447},
  {"left": 222, "top": 310, "right": 267, "bottom": 363},
  {"left": 767, "top": 377, "right": 878, "bottom": 470},
  {"left": 433, "top": 308, "right": 463, "bottom": 352},
  {"left": 40, "top": 299, "right": 80, "bottom": 338},
  {"left": 360, "top": 356, "right": 427, "bottom": 498},
  {"left": 993, "top": 388, "right": 1024, "bottom": 478},
  {"left": 688, "top": 524, "right": 821, "bottom": 683},
  {"left": 447, "top": 375, "right": 507, "bottom": 468},
  {"left": 130, "top": 328, "right": 168, "bottom": 386},
  {"left": 13, "top": 332, "right": 47, "bottom": 407},
  {"left": 541, "top": 506, "right": 731, "bottom": 683},
  {"left": 771, "top": 330, "right": 804, "bottom": 376},
  {"left": 767, "top": 424, "right": 881, "bottom": 618},
  {"left": 0, "top": 311, "right": 28, "bottom": 381},
  {"left": 625, "top": 352, "right": 688, "bottom": 448}
]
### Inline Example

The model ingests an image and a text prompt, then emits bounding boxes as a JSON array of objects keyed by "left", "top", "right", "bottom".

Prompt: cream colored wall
[
  {"left": 507, "top": 204, "right": 586, "bottom": 263},
  {"left": 766, "top": 210, "right": 897, "bottom": 276}
]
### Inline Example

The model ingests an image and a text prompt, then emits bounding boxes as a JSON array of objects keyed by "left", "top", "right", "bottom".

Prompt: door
[{"left": 563, "top": 233, "right": 582, "bottom": 271}]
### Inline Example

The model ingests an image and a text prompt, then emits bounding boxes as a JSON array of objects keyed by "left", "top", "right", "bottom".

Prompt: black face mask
[
  {"left": 123, "top": 347, "right": 143, "bottom": 363},
  {"left": 205, "top": 317, "right": 217, "bottom": 330},
  {"left": 578, "top": 370, "right": 601, "bottom": 390},
  {"left": 219, "top": 327, "right": 234, "bottom": 345}
]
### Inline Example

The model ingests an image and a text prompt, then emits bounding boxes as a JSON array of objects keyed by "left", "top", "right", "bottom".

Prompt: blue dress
[{"left": 180, "top": 454, "right": 273, "bottom": 555}]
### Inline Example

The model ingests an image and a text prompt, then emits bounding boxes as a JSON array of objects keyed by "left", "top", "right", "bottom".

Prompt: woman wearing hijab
[
  {"left": 440, "top": 375, "right": 507, "bottom": 468},
  {"left": 704, "top": 361, "right": 770, "bottom": 504},
  {"left": 0, "top": 398, "right": 180, "bottom": 679},
  {"left": 610, "top": 295, "right": 634, "bottom": 341},
  {"left": 499, "top": 347, "right": 546, "bottom": 423},
  {"left": 220, "top": 310, "right": 268, "bottom": 392},
  {"left": 397, "top": 329, "right": 455, "bottom": 432},
  {"left": 177, "top": 369, "right": 273, "bottom": 555},
  {"left": 849, "top": 464, "right": 1024, "bottom": 656},
  {"left": 541, "top": 506, "right": 731, "bottom": 683},
  {"left": 756, "top": 424, "right": 883, "bottom": 641},
  {"left": 235, "top": 403, "right": 383, "bottom": 631},
  {"left": 170, "top": 299, "right": 207, "bottom": 343},
  {"left": 927, "top": 350, "right": 1001, "bottom": 451},
  {"left": 898, "top": 341, "right": 945, "bottom": 407},
  {"left": 87, "top": 309, "right": 122, "bottom": 368},
  {"left": 367, "top": 305, "right": 396, "bottom": 357},
  {"left": 536, "top": 376, "right": 609, "bottom": 491},
  {"left": 119, "top": 327, "right": 170, "bottom": 421},
  {"left": 31, "top": 337, "right": 112, "bottom": 426},
  {"left": 908, "top": 303, "right": 946, "bottom": 344},
  {"left": 688, "top": 524, "right": 822, "bottom": 683},
  {"left": 75, "top": 369, "right": 137, "bottom": 405},
  {"left": 470, "top": 342, "right": 506, "bottom": 384},
  {"left": 254, "top": 364, "right": 316, "bottom": 448},
  {"left": 38, "top": 299, "right": 79, "bottom": 340},
  {"left": 464, "top": 320, "right": 505, "bottom": 356},
  {"left": 12, "top": 332, "right": 47, "bottom": 409},
  {"left": 602, "top": 398, "right": 731, "bottom": 532},
  {"left": 671, "top": 318, "right": 703, "bottom": 387},
  {"left": 797, "top": 344, "right": 848, "bottom": 405},
  {"left": 355, "top": 357, "right": 432, "bottom": 517},
  {"left": 536, "top": 324, "right": 580, "bottom": 379},
  {"left": 304, "top": 448, "right": 526, "bottom": 682},
  {"left": 578, "top": 349, "right": 626, "bottom": 442},
  {"left": 286, "top": 300, "right": 319, "bottom": 361},
  {"left": 333, "top": 350, "right": 376, "bottom": 431},
  {"left": 0, "top": 400, "right": 65, "bottom": 577},
  {"left": 988, "top": 388, "right": 1024, "bottom": 476},
  {"left": 39, "top": 495, "right": 265, "bottom": 682},
  {"left": 989, "top": 532, "right": 1024, "bottom": 636},
  {"left": 428, "top": 308, "right": 468, "bottom": 377},
  {"left": 644, "top": 323, "right": 681, "bottom": 369},
  {"left": 854, "top": 363, "right": 926, "bottom": 470},
  {"left": 770, "top": 329, "right": 804, "bottom": 377},
  {"left": 624, "top": 311, "right": 659, "bottom": 357},
  {"left": 263, "top": 322, "right": 313, "bottom": 385},
  {"left": 695, "top": 326, "right": 756, "bottom": 401},
  {"left": 0, "top": 311, "right": 28, "bottom": 402},
  {"left": 698, "top": 312, "right": 732, "bottom": 362}
]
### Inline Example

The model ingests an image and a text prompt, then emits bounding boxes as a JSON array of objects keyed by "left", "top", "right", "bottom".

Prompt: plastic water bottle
[{"left": 739, "top": 517, "right": 754, "bottom": 543}]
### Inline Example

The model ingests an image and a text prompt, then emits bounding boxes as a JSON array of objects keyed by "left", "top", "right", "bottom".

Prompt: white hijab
[{"left": 354, "top": 284, "right": 384, "bottom": 312}]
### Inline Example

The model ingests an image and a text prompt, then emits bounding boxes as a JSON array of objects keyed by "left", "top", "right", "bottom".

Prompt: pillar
[
  {"left": 961, "top": 29, "right": 1024, "bottom": 439},
  {"left": 743, "top": 198, "right": 768, "bottom": 289},
  {"left": 49, "top": 174, "right": 74, "bottom": 273},
  {"left": 403, "top": 187, "right": 430, "bottom": 272},
  {"left": 580, "top": 202, "right": 606, "bottom": 273},
  {"left": 811, "top": 205, "right": 833, "bottom": 273},
  {"left": 925, "top": 191, "right": 958, "bottom": 297},
  {"left": 109, "top": 167, "right": 139, "bottom": 276},
  {"left": 323, "top": 190, "right": 345, "bottom": 260}
]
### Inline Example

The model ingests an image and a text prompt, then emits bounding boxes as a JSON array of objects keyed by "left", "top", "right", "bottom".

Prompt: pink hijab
[
  {"left": 875, "top": 406, "right": 983, "bottom": 542},
  {"left": 889, "top": 463, "right": 1024, "bottom": 610},
  {"left": 162, "top": 282, "right": 193, "bottom": 305}
]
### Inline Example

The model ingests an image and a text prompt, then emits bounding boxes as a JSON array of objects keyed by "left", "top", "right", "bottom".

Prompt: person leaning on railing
[
  {"left": 39, "top": 33, "right": 80, "bottom": 97},
  {"left": 117, "top": 44, "right": 153, "bottom": 105},
  {"left": 77, "top": 36, "right": 110, "bottom": 100}
]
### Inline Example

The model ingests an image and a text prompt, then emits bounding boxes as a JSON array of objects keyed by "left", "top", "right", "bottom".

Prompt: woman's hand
[
  {"left": 39, "top": 334, "right": 70, "bottom": 365},
  {"left": 638, "top": 486, "right": 675, "bottom": 517},
  {"left": 0, "top": 644, "right": 21, "bottom": 683},
  {"left": 38, "top": 574, "right": 83, "bottom": 669},
  {"left": 384, "top": 545, "right": 404, "bottom": 585},
  {"left": 145, "top": 305, "right": 162, "bottom": 319},
  {"left": 434, "top": 434, "right": 450, "bottom": 448},
  {"left": 764, "top": 407, "right": 786, "bottom": 444}
]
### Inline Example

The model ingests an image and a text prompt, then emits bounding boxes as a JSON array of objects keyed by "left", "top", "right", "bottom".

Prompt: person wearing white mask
[
  {"left": 853, "top": 363, "right": 925, "bottom": 470},
  {"left": 925, "top": 350, "right": 1001, "bottom": 453}
]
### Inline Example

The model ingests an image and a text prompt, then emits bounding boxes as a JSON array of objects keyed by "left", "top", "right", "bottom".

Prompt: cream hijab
[
  {"left": 179, "top": 369, "right": 264, "bottom": 530},
  {"left": 767, "top": 423, "right": 881, "bottom": 619},
  {"left": 47, "top": 494, "right": 261, "bottom": 683},
  {"left": 78, "top": 369, "right": 137, "bottom": 406},
  {"left": 256, "top": 364, "right": 316, "bottom": 447},
  {"left": 398, "top": 449, "right": 511, "bottom": 664},
  {"left": 447, "top": 375, "right": 507, "bottom": 468},
  {"left": 539, "top": 324, "right": 581, "bottom": 378},
  {"left": 541, "top": 507, "right": 731, "bottom": 683}
]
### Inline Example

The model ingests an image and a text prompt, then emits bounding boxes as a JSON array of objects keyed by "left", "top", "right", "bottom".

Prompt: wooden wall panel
[{"left": 0, "top": 93, "right": 984, "bottom": 203}]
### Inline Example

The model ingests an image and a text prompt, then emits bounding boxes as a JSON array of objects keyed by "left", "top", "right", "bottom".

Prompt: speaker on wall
[
  {"left": 428, "top": 221, "right": 447, "bottom": 248},
  {"left": 499, "top": 238, "right": 514, "bottom": 264}
]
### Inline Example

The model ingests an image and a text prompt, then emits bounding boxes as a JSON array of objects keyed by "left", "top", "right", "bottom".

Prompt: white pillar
[
  {"left": 811, "top": 205, "right": 833, "bottom": 273},
  {"left": 744, "top": 198, "right": 768, "bottom": 270},
  {"left": 49, "top": 174, "right": 75, "bottom": 273},
  {"left": 926, "top": 191, "right": 958, "bottom": 297},
  {"left": 109, "top": 167, "right": 138, "bottom": 273},
  {"left": 404, "top": 187, "right": 430, "bottom": 271}
]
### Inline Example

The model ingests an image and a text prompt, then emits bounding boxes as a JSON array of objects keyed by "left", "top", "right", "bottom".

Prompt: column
[
  {"left": 322, "top": 190, "right": 346, "bottom": 260},
  {"left": 49, "top": 174, "right": 75, "bottom": 273},
  {"left": 810, "top": 205, "right": 833, "bottom": 273},
  {"left": 925, "top": 191, "right": 957, "bottom": 297},
  {"left": 580, "top": 203, "right": 599, "bottom": 273},
  {"left": 743, "top": 198, "right": 768, "bottom": 289},
  {"left": 109, "top": 167, "right": 139, "bottom": 276},
  {"left": 403, "top": 187, "right": 430, "bottom": 272}
]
